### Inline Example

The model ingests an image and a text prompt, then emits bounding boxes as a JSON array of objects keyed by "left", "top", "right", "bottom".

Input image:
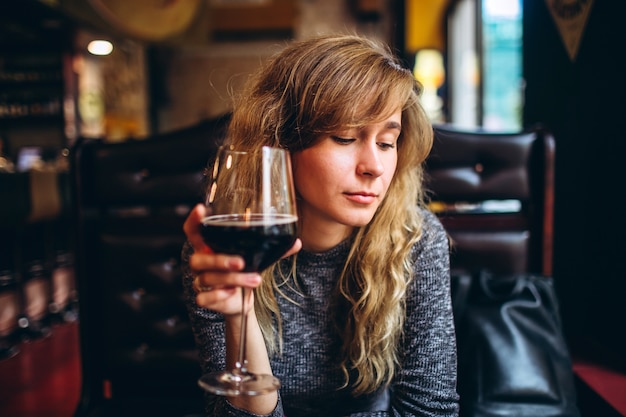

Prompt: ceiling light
[{"left": 87, "top": 40, "right": 113, "bottom": 56}]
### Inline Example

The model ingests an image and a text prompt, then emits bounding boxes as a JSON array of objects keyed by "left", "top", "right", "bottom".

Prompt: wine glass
[{"left": 197, "top": 146, "right": 298, "bottom": 396}]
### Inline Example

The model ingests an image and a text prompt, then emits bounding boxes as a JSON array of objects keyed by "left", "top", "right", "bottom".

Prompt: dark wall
[{"left": 523, "top": 0, "right": 626, "bottom": 368}]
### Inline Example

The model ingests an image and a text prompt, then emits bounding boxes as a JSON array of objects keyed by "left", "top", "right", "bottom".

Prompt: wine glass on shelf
[{"left": 197, "top": 145, "right": 298, "bottom": 396}]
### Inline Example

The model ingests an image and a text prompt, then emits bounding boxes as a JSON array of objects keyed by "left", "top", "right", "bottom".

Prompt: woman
[{"left": 182, "top": 34, "right": 459, "bottom": 417}]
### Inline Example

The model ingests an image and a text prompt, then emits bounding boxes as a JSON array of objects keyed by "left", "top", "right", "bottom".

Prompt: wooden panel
[
  {"left": 209, "top": 0, "right": 296, "bottom": 34},
  {"left": 355, "top": 0, "right": 385, "bottom": 14}
]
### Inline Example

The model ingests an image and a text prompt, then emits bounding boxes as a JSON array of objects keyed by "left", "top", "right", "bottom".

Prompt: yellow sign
[
  {"left": 405, "top": 0, "right": 449, "bottom": 52},
  {"left": 546, "top": 0, "right": 594, "bottom": 61}
]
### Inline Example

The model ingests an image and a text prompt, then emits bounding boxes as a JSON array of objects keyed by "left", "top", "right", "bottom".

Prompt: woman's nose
[{"left": 356, "top": 143, "right": 384, "bottom": 177}]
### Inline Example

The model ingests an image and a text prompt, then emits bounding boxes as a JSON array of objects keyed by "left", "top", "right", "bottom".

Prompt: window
[{"left": 446, "top": 0, "right": 523, "bottom": 130}]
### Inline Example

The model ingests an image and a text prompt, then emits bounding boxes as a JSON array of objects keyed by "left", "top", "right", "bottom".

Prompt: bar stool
[
  {"left": 16, "top": 166, "right": 62, "bottom": 341},
  {"left": 0, "top": 240, "right": 20, "bottom": 359},
  {"left": 0, "top": 172, "right": 30, "bottom": 354},
  {"left": 48, "top": 168, "right": 78, "bottom": 323},
  {"left": 49, "top": 249, "right": 77, "bottom": 323},
  {"left": 18, "top": 222, "right": 52, "bottom": 341}
]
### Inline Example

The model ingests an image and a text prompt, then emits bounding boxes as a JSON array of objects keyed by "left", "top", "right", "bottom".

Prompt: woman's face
[{"left": 291, "top": 109, "right": 401, "bottom": 251}]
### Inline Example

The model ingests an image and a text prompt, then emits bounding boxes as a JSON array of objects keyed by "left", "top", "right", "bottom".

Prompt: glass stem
[{"left": 235, "top": 286, "right": 250, "bottom": 375}]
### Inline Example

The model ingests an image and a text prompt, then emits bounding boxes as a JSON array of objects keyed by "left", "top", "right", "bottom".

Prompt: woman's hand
[
  {"left": 184, "top": 205, "right": 296, "bottom": 416},
  {"left": 183, "top": 204, "right": 301, "bottom": 316}
]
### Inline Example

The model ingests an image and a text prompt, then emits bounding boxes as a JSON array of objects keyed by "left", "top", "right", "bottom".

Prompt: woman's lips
[{"left": 344, "top": 192, "right": 377, "bottom": 204}]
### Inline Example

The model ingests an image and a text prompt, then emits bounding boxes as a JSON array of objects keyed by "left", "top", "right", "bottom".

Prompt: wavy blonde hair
[{"left": 222, "top": 34, "right": 433, "bottom": 395}]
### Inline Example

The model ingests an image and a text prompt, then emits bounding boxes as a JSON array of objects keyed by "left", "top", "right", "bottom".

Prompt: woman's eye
[
  {"left": 331, "top": 136, "right": 355, "bottom": 145},
  {"left": 378, "top": 142, "right": 396, "bottom": 150}
]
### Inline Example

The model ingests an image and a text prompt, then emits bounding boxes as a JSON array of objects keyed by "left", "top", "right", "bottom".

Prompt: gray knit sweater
[{"left": 182, "top": 208, "right": 459, "bottom": 417}]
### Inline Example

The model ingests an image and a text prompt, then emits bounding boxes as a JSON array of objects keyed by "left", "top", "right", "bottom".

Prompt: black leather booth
[
  {"left": 426, "top": 125, "right": 570, "bottom": 417},
  {"left": 426, "top": 124, "right": 555, "bottom": 277},
  {"left": 71, "top": 114, "right": 229, "bottom": 417}
]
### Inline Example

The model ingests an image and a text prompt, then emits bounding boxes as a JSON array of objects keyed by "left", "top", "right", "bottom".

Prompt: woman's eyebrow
[{"left": 386, "top": 121, "right": 402, "bottom": 130}]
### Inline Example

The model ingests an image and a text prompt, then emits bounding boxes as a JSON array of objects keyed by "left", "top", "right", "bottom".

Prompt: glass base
[{"left": 198, "top": 370, "right": 281, "bottom": 396}]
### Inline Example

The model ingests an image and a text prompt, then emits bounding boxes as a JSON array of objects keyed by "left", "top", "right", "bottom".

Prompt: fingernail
[
  {"left": 247, "top": 274, "right": 261, "bottom": 285},
  {"left": 226, "top": 258, "right": 242, "bottom": 269}
]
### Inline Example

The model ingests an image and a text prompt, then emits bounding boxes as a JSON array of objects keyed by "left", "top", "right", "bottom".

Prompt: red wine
[{"left": 200, "top": 214, "right": 297, "bottom": 272}]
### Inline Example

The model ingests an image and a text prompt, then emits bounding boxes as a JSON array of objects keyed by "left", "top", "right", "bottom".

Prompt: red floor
[
  {"left": 0, "top": 321, "right": 81, "bottom": 417},
  {"left": 574, "top": 358, "right": 626, "bottom": 417}
]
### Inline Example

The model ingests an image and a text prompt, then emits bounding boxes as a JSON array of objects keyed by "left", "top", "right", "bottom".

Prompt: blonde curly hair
[{"left": 222, "top": 34, "right": 433, "bottom": 395}]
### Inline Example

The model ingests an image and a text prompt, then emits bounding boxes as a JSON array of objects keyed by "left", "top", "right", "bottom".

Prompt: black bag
[{"left": 451, "top": 271, "right": 580, "bottom": 417}]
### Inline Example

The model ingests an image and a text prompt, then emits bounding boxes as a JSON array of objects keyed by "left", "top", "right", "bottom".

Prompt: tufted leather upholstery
[
  {"left": 426, "top": 124, "right": 555, "bottom": 277},
  {"left": 71, "top": 114, "right": 229, "bottom": 417}
]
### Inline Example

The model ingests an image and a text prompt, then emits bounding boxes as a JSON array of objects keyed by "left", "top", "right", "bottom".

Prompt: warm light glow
[
  {"left": 414, "top": 49, "right": 445, "bottom": 89},
  {"left": 414, "top": 49, "right": 445, "bottom": 122},
  {"left": 87, "top": 40, "right": 113, "bottom": 56}
]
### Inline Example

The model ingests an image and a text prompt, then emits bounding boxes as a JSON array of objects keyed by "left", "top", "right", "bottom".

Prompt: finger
[
  {"left": 189, "top": 252, "right": 245, "bottom": 272},
  {"left": 192, "top": 275, "right": 216, "bottom": 293},
  {"left": 183, "top": 204, "right": 211, "bottom": 253},
  {"left": 195, "top": 286, "right": 245, "bottom": 316},
  {"left": 281, "top": 238, "right": 302, "bottom": 259},
  {"left": 194, "top": 271, "right": 261, "bottom": 292}
]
